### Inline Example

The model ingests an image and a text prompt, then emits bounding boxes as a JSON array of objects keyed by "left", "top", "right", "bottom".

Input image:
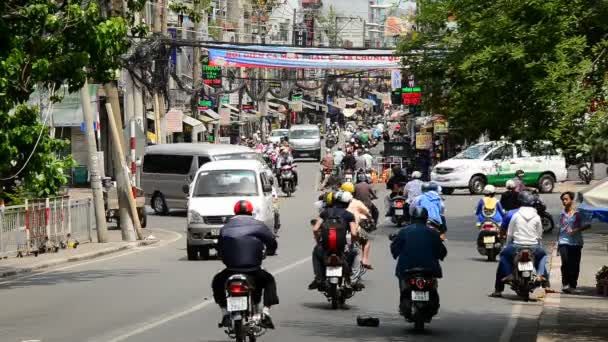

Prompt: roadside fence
[{"left": 0, "top": 197, "right": 95, "bottom": 257}]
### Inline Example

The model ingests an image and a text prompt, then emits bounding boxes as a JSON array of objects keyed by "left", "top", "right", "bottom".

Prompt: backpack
[
  {"left": 482, "top": 197, "right": 498, "bottom": 218},
  {"left": 320, "top": 209, "right": 348, "bottom": 254}
]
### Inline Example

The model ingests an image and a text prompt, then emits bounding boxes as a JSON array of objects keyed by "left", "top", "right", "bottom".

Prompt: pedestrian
[{"left": 558, "top": 191, "right": 591, "bottom": 293}]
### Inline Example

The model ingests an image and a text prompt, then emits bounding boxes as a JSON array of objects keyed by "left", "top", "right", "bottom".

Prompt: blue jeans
[{"left": 495, "top": 243, "right": 548, "bottom": 291}]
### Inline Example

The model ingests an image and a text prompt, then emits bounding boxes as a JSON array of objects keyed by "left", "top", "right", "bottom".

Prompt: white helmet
[
  {"left": 335, "top": 190, "right": 353, "bottom": 204},
  {"left": 483, "top": 184, "right": 496, "bottom": 195},
  {"left": 505, "top": 180, "right": 516, "bottom": 190},
  {"left": 411, "top": 171, "right": 422, "bottom": 179}
]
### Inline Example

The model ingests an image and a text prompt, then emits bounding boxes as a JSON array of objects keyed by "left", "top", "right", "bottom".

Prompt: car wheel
[
  {"left": 469, "top": 176, "right": 486, "bottom": 195},
  {"left": 538, "top": 174, "right": 555, "bottom": 193},
  {"left": 442, "top": 187, "right": 455, "bottom": 195},
  {"left": 151, "top": 193, "right": 169, "bottom": 215},
  {"left": 187, "top": 243, "right": 198, "bottom": 260}
]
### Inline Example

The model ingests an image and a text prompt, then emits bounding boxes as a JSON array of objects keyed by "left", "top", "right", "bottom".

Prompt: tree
[
  {"left": 0, "top": 0, "right": 136, "bottom": 203},
  {"left": 399, "top": 0, "right": 608, "bottom": 153},
  {"left": 317, "top": 5, "right": 341, "bottom": 47}
]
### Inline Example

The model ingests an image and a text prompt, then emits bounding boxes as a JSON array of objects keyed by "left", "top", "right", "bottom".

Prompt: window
[
  {"left": 213, "top": 152, "right": 259, "bottom": 161},
  {"left": 143, "top": 154, "right": 193, "bottom": 174},
  {"left": 260, "top": 172, "right": 272, "bottom": 193},
  {"left": 485, "top": 145, "right": 513, "bottom": 160},
  {"left": 192, "top": 170, "right": 259, "bottom": 197},
  {"left": 289, "top": 129, "right": 318, "bottom": 139},
  {"left": 198, "top": 156, "right": 211, "bottom": 168}
]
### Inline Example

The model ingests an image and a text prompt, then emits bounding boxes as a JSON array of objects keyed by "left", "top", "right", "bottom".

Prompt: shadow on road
[{"left": 0, "top": 268, "right": 154, "bottom": 289}]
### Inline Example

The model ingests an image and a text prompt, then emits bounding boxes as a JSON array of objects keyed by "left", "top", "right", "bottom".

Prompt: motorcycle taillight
[
  {"left": 482, "top": 223, "right": 495, "bottom": 231},
  {"left": 519, "top": 251, "right": 531, "bottom": 262},
  {"left": 395, "top": 201, "right": 404, "bottom": 208},
  {"left": 228, "top": 283, "right": 248, "bottom": 295},
  {"left": 328, "top": 254, "right": 341, "bottom": 266}
]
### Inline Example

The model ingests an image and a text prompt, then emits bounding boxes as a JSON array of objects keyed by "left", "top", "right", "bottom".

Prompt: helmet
[
  {"left": 356, "top": 172, "right": 367, "bottom": 183},
  {"left": 326, "top": 148, "right": 331, "bottom": 153},
  {"left": 505, "top": 180, "right": 516, "bottom": 189},
  {"left": 518, "top": 191, "right": 536, "bottom": 207},
  {"left": 411, "top": 171, "right": 422, "bottom": 179},
  {"left": 483, "top": 185, "right": 496, "bottom": 195},
  {"left": 234, "top": 200, "right": 254, "bottom": 216},
  {"left": 325, "top": 192, "right": 334, "bottom": 206},
  {"left": 515, "top": 169, "right": 525, "bottom": 177},
  {"left": 335, "top": 190, "right": 353, "bottom": 204},
  {"left": 340, "top": 182, "right": 355, "bottom": 193},
  {"left": 426, "top": 182, "right": 440, "bottom": 192},
  {"left": 411, "top": 207, "right": 429, "bottom": 222}
]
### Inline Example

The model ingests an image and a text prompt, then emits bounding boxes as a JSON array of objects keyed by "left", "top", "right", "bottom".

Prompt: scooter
[
  {"left": 280, "top": 164, "right": 296, "bottom": 197},
  {"left": 476, "top": 221, "right": 504, "bottom": 262},
  {"left": 576, "top": 153, "right": 592, "bottom": 184},
  {"left": 533, "top": 193, "right": 554, "bottom": 234},
  {"left": 509, "top": 248, "right": 541, "bottom": 302},
  {"left": 390, "top": 196, "right": 409, "bottom": 227},
  {"left": 221, "top": 274, "right": 267, "bottom": 341}
]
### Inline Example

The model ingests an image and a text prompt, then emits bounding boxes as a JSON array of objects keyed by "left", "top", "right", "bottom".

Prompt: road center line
[
  {"left": 499, "top": 303, "right": 522, "bottom": 342},
  {"left": 104, "top": 256, "right": 312, "bottom": 342}
]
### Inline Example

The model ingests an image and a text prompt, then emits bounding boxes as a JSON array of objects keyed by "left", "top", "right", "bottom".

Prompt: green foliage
[
  {"left": 399, "top": 0, "right": 608, "bottom": 155},
  {"left": 169, "top": 0, "right": 212, "bottom": 24},
  {"left": 0, "top": 0, "right": 135, "bottom": 203},
  {"left": 317, "top": 5, "right": 342, "bottom": 47}
]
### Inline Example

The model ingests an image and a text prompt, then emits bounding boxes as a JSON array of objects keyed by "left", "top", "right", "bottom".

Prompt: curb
[
  {"left": 0, "top": 239, "right": 159, "bottom": 279},
  {"left": 536, "top": 244, "right": 562, "bottom": 342}
]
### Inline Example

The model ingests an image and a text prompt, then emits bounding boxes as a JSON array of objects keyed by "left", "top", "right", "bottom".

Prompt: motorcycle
[
  {"left": 533, "top": 193, "right": 554, "bottom": 234},
  {"left": 222, "top": 274, "right": 266, "bottom": 342},
  {"left": 388, "top": 235, "right": 439, "bottom": 331},
  {"left": 576, "top": 153, "right": 592, "bottom": 184},
  {"left": 280, "top": 164, "right": 296, "bottom": 197},
  {"left": 343, "top": 169, "right": 354, "bottom": 183},
  {"left": 476, "top": 220, "right": 503, "bottom": 262},
  {"left": 354, "top": 168, "right": 372, "bottom": 184},
  {"left": 509, "top": 247, "right": 540, "bottom": 302},
  {"left": 322, "top": 252, "right": 354, "bottom": 309},
  {"left": 390, "top": 196, "right": 409, "bottom": 227}
]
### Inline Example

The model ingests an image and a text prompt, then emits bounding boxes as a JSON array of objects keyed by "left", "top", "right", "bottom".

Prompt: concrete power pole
[
  {"left": 153, "top": 0, "right": 167, "bottom": 143},
  {"left": 192, "top": 1, "right": 202, "bottom": 120},
  {"left": 80, "top": 80, "right": 108, "bottom": 242}
]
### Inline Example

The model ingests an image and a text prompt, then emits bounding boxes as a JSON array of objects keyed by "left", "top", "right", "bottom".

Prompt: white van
[
  {"left": 289, "top": 124, "right": 321, "bottom": 161},
  {"left": 431, "top": 141, "right": 567, "bottom": 194},
  {"left": 142, "top": 143, "right": 271, "bottom": 214},
  {"left": 185, "top": 159, "right": 278, "bottom": 260}
]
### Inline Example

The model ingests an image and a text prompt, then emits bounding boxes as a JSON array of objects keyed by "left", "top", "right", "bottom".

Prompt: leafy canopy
[{"left": 0, "top": 0, "right": 133, "bottom": 202}]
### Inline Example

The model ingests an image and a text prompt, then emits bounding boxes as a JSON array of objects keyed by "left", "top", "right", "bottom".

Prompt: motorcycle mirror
[{"left": 388, "top": 233, "right": 397, "bottom": 241}]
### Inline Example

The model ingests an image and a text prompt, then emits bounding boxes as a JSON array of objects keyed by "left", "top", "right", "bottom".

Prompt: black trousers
[
  {"left": 211, "top": 268, "right": 279, "bottom": 308},
  {"left": 369, "top": 203, "right": 379, "bottom": 223},
  {"left": 559, "top": 245, "right": 583, "bottom": 288}
]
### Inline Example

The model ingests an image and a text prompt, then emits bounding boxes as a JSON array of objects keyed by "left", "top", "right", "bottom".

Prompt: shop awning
[
  {"left": 183, "top": 115, "right": 207, "bottom": 132},
  {"left": 221, "top": 103, "right": 241, "bottom": 113},
  {"left": 303, "top": 100, "right": 329, "bottom": 112},
  {"left": 199, "top": 108, "right": 220, "bottom": 123},
  {"left": 343, "top": 108, "right": 357, "bottom": 118},
  {"left": 579, "top": 178, "right": 608, "bottom": 222}
]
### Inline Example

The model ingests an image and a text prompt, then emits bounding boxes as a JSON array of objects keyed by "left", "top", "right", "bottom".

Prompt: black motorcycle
[
  {"left": 509, "top": 248, "right": 541, "bottom": 302},
  {"left": 399, "top": 269, "right": 440, "bottom": 331},
  {"left": 221, "top": 274, "right": 266, "bottom": 342},
  {"left": 476, "top": 220, "right": 504, "bottom": 262},
  {"left": 390, "top": 196, "right": 409, "bottom": 227},
  {"left": 533, "top": 194, "right": 554, "bottom": 233}
]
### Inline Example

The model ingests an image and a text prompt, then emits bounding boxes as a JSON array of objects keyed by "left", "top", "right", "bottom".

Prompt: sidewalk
[
  {"left": 537, "top": 224, "right": 608, "bottom": 342},
  {"left": 0, "top": 228, "right": 170, "bottom": 279}
]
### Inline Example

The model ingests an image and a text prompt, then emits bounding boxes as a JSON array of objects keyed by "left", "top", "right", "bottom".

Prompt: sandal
[{"left": 362, "top": 263, "right": 374, "bottom": 270}]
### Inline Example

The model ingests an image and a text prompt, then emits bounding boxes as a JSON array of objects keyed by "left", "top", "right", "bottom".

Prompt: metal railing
[
  {"left": 371, "top": 156, "right": 404, "bottom": 183},
  {"left": 0, "top": 197, "right": 94, "bottom": 257}
]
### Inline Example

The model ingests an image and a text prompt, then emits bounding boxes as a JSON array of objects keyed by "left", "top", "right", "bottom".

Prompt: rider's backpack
[
  {"left": 482, "top": 197, "right": 498, "bottom": 218},
  {"left": 320, "top": 209, "right": 348, "bottom": 254}
]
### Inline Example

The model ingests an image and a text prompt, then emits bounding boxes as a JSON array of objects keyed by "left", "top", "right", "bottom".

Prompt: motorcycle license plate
[
  {"left": 518, "top": 262, "right": 534, "bottom": 271},
  {"left": 483, "top": 236, "right": 496, "bottom": 244},
  {"left": 227, "top": 296, "right": 248, "bottom": 312},
  {"left": 301, "top": 153, "right": 309, "bottom": 157},
  {"left": 411, "top": 291, "right": 430, "bottom": 301},
  {"left": 394, "top": 209, "right": 404, "bottom": 215},
  {"left": 326, "top": 266, "right": 342, "bottom": 277}
]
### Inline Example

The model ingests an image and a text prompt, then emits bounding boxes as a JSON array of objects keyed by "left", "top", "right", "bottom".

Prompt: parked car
[
  {"left": 431, "top": 141, "right": 567, "bottom": 194},
  {"left": 185, "top": 159, "right": 279, "bottom": 260},
  {"left": 289, "top": 124, "right": 321, "bottom": 161}
]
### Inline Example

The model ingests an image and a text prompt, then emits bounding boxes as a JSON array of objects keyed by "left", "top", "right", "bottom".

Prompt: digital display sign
[{"left": 202, "top": 65, "right": 222, "bottom": 87}]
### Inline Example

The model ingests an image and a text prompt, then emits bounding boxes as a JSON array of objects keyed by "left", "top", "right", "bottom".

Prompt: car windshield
[
  {"left": 290, "top": 129, "right": 318, "bottom": 139},
  {"left": 271, "top": 130, "right": 288, "bottom": 137},
  {"left": 193, "top": 170, "right": 258, "bottom": 197},
  {"left": 453, "top": 143, "right": 496, "bottom": 160},
  {"left": 214, "top": 152, "right": 258, "bottom": 161}
]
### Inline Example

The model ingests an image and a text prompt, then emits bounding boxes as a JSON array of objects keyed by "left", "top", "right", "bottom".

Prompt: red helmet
[{"left": 233, "top": 200, "right": 254, "bottom": 216}]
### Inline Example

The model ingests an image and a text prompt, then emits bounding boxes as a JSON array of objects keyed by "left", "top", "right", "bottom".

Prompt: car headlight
[{"left": 188, "top": 210, "right": 204, "bottom": 224}]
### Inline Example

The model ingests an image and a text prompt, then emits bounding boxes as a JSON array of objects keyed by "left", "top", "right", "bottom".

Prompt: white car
[
  {"left": 431, "top": 141, "right": 567, "bottom": 195},
  {"left": 269, "top": 129, "right": 289, "bottom": 144},
  {"left": 185, "top": 159, "right": 279, "bottom": 260}
]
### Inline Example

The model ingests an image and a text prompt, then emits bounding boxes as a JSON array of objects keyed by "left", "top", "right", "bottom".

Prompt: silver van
[
  {"left": 289, "top": 124, "right": 321, "bottom": 161},
  {"left": 142, "top": 143, "right": 264, "bottom": 214}
]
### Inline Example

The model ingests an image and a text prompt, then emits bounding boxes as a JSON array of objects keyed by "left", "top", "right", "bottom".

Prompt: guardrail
[{"left": 0, "top": 197, "right": 94, "bottom": 257}]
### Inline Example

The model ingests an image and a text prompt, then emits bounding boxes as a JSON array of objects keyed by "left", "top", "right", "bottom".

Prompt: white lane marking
[
  {"left": 104, "top": 256, "right": 312, "bottom": 342},
  {"left": 498, "top": 303, "right": 522, "bottom": 342},
  {"left": 0, "top": 229, "right": 182, "bottom": 286}
]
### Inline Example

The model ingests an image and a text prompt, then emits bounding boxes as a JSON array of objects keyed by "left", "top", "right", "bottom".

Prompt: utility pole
[
  {"left": 153, "top": 0, "right": 167, "bottom": 143},
  {"left": 80, "top": 80, "right": 108, "bottom": 243},
  {"left": 292, "top": 8, "right": 296, "bottom": 46},
  {"left": 192, "top": 1, "right": 202, "bottom": 119}
]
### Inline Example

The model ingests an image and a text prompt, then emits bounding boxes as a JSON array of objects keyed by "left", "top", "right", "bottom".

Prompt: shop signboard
[{"left": 415, "top": 132, "right": 433, "bottom": 150}]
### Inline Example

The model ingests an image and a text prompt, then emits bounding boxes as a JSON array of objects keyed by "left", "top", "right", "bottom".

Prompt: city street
[{"left": 0, "top": 161, "right": 565, "bottom": 342}]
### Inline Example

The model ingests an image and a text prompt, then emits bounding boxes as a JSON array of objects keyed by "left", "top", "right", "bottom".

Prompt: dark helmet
[
  {"left": 515, "top": 169, "right": 525, "bottom": 177},
  {"left": 356, "top": 172, "right": 367, "bottom": 183},
  {"left": 233, "top": 200, "right": 254, "bottom": 216},
  {"left": 518, "top": 191, "right": 536, "bottom": 207},
  {"left": 411, "top": 207, "right": 429, "bottom": 223}
]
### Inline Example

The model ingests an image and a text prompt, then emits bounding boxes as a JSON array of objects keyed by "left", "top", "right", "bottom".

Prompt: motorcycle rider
[
  {"left": 341, "top": 150, "right": 357, "bottom": 174},
  {"left": 333, "top": 147, "right": 346, "bottom": 168},
  {"left": 212, "top": 200, "right": 279, "bottom": 329},
  {"left": 276, "top": 147, "right": 297, "bottom": 187},
  {"left": 354, "top": 173, "right": 379, "bottom": 223},
  {"left": 512, "top": 170, "right": 526, "bottom": 192},
  {"left": 404, "top": 171, "right": 424, "bottom": 205},
  {"left": 309, "top": 191, "right": 361, "bottom": 291},
  {"left": 490, "top": 191, "right": 549, "bottom": 297},
  {"left": 391, "top": 207, "right": 447, "bottom": 313},
  {"left": 411, "top": 182, "right": 447, "bottom": 234},
  {"left": 500, "top": 180, "right": 521, "bottom": 211},
  {"left": 361, "top": 148, "right": 374, "bottom": 170},
  {"left": 476, "top": 185, "right": 505, "bottom": 225},
  {"left": 321, "top": 148, "right": 335, "bottom": 171},
  {"left": 342, "top": 182, "right": 373, "bottom": 270}
]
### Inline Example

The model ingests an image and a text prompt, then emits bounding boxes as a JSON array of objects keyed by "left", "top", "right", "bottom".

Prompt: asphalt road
[{"left": 0, "top": 155, "right": 566, "bottom": 342}]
